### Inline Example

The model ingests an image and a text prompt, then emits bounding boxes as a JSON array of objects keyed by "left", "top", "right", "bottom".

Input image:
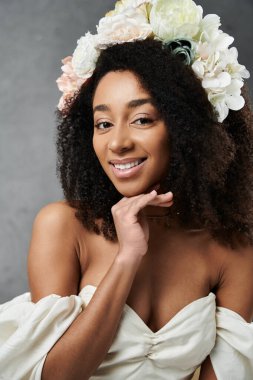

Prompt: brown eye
[
  {"left": 95, "top": 121, "right": 112, "bottom": 130},
  {"left": 134, "top": 117, "right": 153, "bottom": 125}
]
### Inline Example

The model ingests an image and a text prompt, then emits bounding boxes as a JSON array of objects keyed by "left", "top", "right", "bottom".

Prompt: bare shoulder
[
  {"left": 28, "top": 200, "right": 87, "bottom": 301},
  {"left": 214, "top": 242, "right": 253, "bottom": 322},
  {"left": 31, "top": 200, "right": 83, "bottom": 253},
  {"left": 33, "top": 199, "right": 77, "bottom": 225}
]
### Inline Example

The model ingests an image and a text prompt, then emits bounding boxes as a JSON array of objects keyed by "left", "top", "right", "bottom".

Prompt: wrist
[{"left": 114, "top": 251, "right": 142, "bottom": 271}]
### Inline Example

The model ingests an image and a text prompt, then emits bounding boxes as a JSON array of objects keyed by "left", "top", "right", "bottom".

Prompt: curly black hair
[{"left": 56, "top": 38, "right": 253, "bottom": 247}]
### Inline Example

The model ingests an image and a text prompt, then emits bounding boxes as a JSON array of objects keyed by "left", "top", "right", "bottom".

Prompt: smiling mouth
[
  {"left": 111, "top": 158, "right": 147, "bottom": 170},
  {"left": 110, "top": 158, "right": 147, "bottom": 178}
]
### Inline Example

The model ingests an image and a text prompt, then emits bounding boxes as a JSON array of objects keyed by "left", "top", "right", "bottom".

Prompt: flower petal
[
  {"left": 215, "top": 101, "right": 229, "bottom": 122},
  {"left": 150, "top": 0, "right": 203, "bottom": 41},
  {"left": 215, "top": 33, "right": 234, "bottom": 51},
  {"left": 226, "top": 94, "right": 245, "bottom": 111},
  {"left": 202, "top": 72, "right": 231, "bottom": 89},
  {"left": 200, "top": 14, "right": 221, "bottom": 41}
]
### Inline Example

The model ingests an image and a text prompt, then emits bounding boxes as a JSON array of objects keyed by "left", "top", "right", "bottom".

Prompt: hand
[{"left": 111, "top": 190, "right": 173, "bottom": 262}]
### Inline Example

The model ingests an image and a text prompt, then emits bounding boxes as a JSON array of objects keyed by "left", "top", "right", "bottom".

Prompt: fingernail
[{"left": 150, "top": 190, "right": 157, "bottom": 195}]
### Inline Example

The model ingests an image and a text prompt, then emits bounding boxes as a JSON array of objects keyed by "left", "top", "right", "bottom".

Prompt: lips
[{"left": 110, "top": 158, "right": 147, "bottom": 179}]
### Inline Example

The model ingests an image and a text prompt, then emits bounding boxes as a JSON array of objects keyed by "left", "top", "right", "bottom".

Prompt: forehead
[{"left": 93, "top": 70, "right": 150, "bottom": 105}]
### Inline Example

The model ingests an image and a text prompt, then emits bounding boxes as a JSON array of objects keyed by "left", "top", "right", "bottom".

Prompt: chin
[
  {"left": 116, "top": 188, "right": 141, "bottom": 198},
  {"left": 114, "top": 183, "right": 156, "bottom": 198}
]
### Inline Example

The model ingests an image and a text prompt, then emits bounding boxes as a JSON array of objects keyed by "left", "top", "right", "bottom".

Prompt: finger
[
  {"left": 155, "top": 192, "right": 173, "bottom": 200},
  {"left": 119, "top": 188, "right": 164, "bottom": 203},
  {"left": 127, "top": 190, "right": 160, "bottom": 214},
  {"left": 145, "top": 192, "right": 173, "bottom": 204},
  {"left": 155, "top": 201, "right": 174, "bottom": 207},
  {"left": 118, "top": 191, "right": 173, "bottom": 209}
]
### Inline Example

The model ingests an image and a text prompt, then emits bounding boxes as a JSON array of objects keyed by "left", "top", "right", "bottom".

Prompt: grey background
[{"left": 0, "top": 0, "right": 252, "bottom": 302}]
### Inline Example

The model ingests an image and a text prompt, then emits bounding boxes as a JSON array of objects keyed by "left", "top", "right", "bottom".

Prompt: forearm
[{"left": 42, "top": 252, "right": 142, "bottom": 380}]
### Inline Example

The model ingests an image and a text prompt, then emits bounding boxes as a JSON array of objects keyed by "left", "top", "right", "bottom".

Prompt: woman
[{"left": 0, "top": 1, "right": 253, "bottom": 379}]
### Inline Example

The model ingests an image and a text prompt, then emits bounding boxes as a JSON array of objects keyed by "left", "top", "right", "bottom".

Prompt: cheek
[
  {"left": 92, "top": 136, "right": 101, "bottom": 158},
  {"left": 153, "top": 124, "right": 170, "bottom": 155},
  {"left": 92, "top": 137, "right": 108, "bottom": 168}
]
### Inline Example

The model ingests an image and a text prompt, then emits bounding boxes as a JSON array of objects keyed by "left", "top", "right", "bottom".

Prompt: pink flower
[{"left": 56, "top": 56, "right": 86, "bottom": 110}]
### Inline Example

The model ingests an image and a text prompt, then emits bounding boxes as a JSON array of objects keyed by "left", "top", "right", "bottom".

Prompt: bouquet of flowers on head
[{"left": 56, "top": 0, "right": 250, "bottom": 123}]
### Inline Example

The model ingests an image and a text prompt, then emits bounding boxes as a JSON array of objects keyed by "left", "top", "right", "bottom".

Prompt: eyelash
[{"left": 94, "top": 117, "right": 154, "bottom": 130}]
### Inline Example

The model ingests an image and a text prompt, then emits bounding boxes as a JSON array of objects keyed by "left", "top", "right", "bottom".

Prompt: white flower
[
  {"left": 72, "top": 32, "right": 100, "bottom": 79},
  {"left": 97, "top": 7, "right": 152, "bottom": 46},
  {"left": 208, "top": 79, "right": 245, "bottom": 122},
  {"left": 191, "top": 18, "right": 250, "bottom": 123},
  {"left": 202, "top": 71, "right": 231, "bottom": 89},
  {"left": 195, "top": 31, "right": 234, "bottom": 63},
  {"left": 57, "top": 0, "right": 250, "bottom": 119},
  {"left": 220, "top": 47, "right": 250, "bottom": 80},
  {"left": 149, "top": 0, "right": 203, "bottom": 41},
  {"left": 199, "top": 14, "right": 221, "bottom": 42},
  {"left": 192, "top": 38, "right": 250, "bottom": 122}
]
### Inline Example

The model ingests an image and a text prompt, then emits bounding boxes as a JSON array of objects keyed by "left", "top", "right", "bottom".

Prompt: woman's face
[{"left": 92, "top": 70, "right": 170, "bottom": 197}]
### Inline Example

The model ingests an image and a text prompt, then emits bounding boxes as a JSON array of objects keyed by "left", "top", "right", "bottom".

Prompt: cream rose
[
  {"left": 72, "top": 32, "right": 100, "bottom": 79},
  {"left": 97, "top": 7, "right": 152, "bottom": 46},
  {"left": 149, "top": 0, "right": 203, "bottom": 41}
]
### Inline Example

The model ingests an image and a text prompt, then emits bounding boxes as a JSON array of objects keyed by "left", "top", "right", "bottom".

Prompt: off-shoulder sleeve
[
  {"left": 0, "top": 292, "right": 83, "bottom": 379},
  {"left": 210, "top": 306, "right": 253, "bottom": 380}
]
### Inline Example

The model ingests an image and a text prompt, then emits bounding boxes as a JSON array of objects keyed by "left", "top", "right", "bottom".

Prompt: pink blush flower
[{"left": 56, "top": 56, "right": 86, "bottom": 110}]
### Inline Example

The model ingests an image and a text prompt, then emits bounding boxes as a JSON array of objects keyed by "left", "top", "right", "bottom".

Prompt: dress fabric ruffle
[
  {"left": 0, "top": 293, "right": 82, "bottom": 380},
  {"left": 0, "top": 288, "right": 252, "bottom": 380},
  {"left": 210, "top": 306, "right": 253, "bottom": 379}
]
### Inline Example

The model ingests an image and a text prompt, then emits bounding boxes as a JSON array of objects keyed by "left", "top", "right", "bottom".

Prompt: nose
[{"left": 108, "top": 125, "right": 134, "bottom": 153}]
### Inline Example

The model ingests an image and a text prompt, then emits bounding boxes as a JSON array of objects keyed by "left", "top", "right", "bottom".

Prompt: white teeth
[{"left": 114, "top": 159, "right": 142, "bottom": 170}]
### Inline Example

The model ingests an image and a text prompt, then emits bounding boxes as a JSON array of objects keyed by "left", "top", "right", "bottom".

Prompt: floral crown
[{"left": 56, "top": 0, "right": 250, "bottom": 122}]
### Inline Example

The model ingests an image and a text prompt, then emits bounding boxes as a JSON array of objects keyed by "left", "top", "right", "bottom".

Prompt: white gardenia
[
  {"left": 72, "top": 32, "right": 100, "bottom": 79},
  {"left": 149, "top": 0, "right": 203, "bottom": 41},
  {"left": 97, "top": 7, "right": 152, "bottom": 46}
]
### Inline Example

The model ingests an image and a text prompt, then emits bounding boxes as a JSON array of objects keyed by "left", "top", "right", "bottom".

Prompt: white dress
[{"left": 0, "top": 285, "right": 252, "bottom": 380}]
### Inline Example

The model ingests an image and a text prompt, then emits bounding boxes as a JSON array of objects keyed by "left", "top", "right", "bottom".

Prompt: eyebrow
[{"left": 93, "top": 98, "right": 155, "bottom": 113}]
